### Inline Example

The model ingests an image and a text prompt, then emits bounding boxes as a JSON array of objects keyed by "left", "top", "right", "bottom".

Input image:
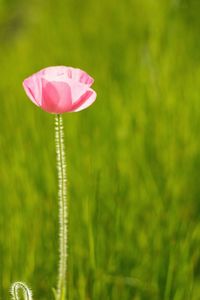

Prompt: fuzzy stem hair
[
  {"left": 10, "top": 282, "right": 32, "bottom": 300},
  {"left": 55, "top": 114, "right": 68, "bottom": 300},
  {"left": 8, "top": 114, "right": 68, "bottom": 300}
]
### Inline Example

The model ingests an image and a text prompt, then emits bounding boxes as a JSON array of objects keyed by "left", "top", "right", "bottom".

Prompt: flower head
[{"left": 23, "top": 66, "right": 97, "bottom": 113}]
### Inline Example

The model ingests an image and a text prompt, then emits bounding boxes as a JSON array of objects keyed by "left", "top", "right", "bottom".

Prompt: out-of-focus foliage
[{"left": 0, "top": 0, "right": 200, "bottom": 299}]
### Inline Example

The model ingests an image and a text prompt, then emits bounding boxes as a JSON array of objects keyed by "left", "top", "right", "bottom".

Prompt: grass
[{"left": 0, "top": 0, "right": 200, "bottom": 299}]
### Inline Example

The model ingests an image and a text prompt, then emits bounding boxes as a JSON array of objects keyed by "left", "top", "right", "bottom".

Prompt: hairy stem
[
  {"left": 11, "top": 282, "right": 32, "bottom": 300},
  {"left": 55, "top": 114, "right": 68, "bottom": 300},
  {"left": 8, "top": 115, "right": 67, "bottom": 300}
]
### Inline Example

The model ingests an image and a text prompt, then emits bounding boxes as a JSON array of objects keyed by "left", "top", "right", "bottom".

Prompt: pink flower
[{"left": 23, "top": 66, "right": 97, "bottom": 113}]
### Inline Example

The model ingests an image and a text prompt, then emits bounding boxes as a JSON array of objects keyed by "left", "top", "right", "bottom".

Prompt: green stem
[
  {"left": 11, "top": 282, "right": 32, "bottom": 300},
  {"left": 55, "top": 114, "right": 68, "bottom": 300},
  {"left": 9, "top": 115, "right": 68, "bottom": 300}
]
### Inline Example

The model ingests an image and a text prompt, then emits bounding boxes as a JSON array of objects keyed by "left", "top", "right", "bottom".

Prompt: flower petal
[
  {"left": 38, "top": 66, "right": 67, "bottom": 83},
  {"left": 39, "top": 66, "right": 94, "bottom": 87},
  {"left": 70, "top": 88, "right": 97, "bottom": 112},
  {"left": 67, "top": 68, "right": 94, "bottom": 86},
  {"left": 23, "top": 75, "right": 42, "bottom": 106},
  {"left": 68, "top": 81, "right": 89, "bottom": 104},
  {"left": 41, "top": 79, "right": 72, "bottom": 113}
]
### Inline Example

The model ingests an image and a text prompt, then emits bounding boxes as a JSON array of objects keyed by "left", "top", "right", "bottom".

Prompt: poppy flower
[{"left": 23, "top": 66, "right": 97, "bottom": 113}]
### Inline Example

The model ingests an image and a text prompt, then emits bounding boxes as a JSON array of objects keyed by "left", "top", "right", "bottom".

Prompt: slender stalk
[
  {"left": 9, "top": 115, "right": 67, "bottom": 300},
  {"left": 11, "top": 282, "right": 32, "bottom": 300},
  {"left": 55, "top": 114, "right": 68, "bottom": 300}
]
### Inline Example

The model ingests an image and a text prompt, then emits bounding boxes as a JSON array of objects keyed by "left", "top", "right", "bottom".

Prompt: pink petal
[
  {"left": 41, "top": 79, "right": 72, "bottom": 113},
  {"left": 69, "top": 81, "right": 89, "bottom": 104},
  {"left": 39, "top": 66, "right": 94, "bottom": 87},
  {"left": 39, "top": 66, "right": 68, "bottom": 82},
  {"left": 67, "top": 68, "right": 94, "bottom": 86},
  {"left": 70, "top": 88, "right": 97, "bottom": 112},
  {"left": 23, "top": 75, "right": 42, "bottom": 106}
]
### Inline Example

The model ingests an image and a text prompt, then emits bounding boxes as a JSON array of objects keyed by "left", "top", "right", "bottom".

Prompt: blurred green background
[{"left": 0, "top": 0, "right": 200, "bottom": 299}]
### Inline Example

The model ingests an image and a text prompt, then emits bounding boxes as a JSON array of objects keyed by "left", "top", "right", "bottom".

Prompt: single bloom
[{"left": 23, "top": 66, "right": 97, "bottom": 113}]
